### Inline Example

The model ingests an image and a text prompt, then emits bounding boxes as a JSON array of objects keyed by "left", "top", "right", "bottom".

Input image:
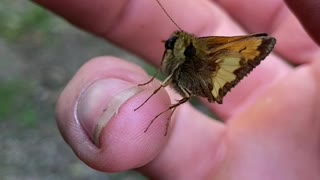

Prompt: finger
[
  {"left": 215, "top": 0, "right": 320, "bottom": 64},
  {"left": 33, "top": 0, "right": 292, "bottom": 65},
  {"left": 55, "top": 56, "right": 226, "bottom": 179},
  {"left": 56, "top": 56, "right": 172, "bottom": 172},
  {"left": 285, "top": 0, "right": 320, "bottom": 45},
  {"left": 213, "top": 61, "right": 320, "bottom": 179}
]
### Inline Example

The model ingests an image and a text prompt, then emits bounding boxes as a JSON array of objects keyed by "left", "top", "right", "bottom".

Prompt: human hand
[{"left": 33, "top": 0, "right": 320, "bottom": 179}]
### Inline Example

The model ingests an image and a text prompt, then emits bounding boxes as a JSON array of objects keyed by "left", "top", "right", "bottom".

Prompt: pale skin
[{"left": 33, "top": 0, "right": 320, "bottom": 179}]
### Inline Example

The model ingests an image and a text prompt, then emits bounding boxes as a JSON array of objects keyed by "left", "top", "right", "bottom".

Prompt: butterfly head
[{"left": 162, "top": 31, "right": 198, "bottom": 75}]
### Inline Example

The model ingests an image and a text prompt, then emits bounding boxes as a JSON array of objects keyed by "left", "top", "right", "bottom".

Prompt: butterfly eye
[
  {"left": 165, "top": 36, "right": 178, "bottom": 50},
  {"left": 184, "top": 43, "right": 196, "bottom": 58}
]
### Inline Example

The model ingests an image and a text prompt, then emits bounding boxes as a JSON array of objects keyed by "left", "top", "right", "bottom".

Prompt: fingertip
[{"left": 55, "top": 56, "right": 172, "bottom": 172}]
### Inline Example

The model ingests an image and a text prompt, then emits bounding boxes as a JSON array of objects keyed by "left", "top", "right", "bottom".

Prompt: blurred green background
[{"left": 0, "top": 1, "right": 149, "bottom": 179}]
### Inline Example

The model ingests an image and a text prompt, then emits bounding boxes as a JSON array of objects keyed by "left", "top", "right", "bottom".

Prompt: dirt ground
[{"left": 0, "top": 1, "right": 147, "bottom": 179}]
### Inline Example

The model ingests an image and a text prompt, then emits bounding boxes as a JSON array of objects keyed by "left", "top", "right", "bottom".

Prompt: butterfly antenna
[{"left": 155, "top": 0, "right": 183, "bottom": 31}]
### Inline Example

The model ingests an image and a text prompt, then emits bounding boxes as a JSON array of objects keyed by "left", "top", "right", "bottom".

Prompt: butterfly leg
[
  {"left": 138, "top": 69, "right": 160, "bottom": 86},
  {"left": 134, "top": 74, "right": 172, "bottom": 111},
  {"left": 144, "top": 96, "right": 190, "bottom": 135},
  {"left": 134, "top": 84, "right": 164, "bottom": 111}
]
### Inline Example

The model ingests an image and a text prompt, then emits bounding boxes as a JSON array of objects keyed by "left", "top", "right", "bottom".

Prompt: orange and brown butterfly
[{"left": 135, "top": 0, "right": 276, "bottom": 135}]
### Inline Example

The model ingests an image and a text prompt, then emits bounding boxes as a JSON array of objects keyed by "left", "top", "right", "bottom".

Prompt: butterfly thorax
[{"left": 161, "top": 31, "right": 216, "bottom": 101}]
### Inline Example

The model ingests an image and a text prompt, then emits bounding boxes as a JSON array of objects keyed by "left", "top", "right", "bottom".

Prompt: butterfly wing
[{"left": 198, "top": 34, "right": 276, "bottom": 103}]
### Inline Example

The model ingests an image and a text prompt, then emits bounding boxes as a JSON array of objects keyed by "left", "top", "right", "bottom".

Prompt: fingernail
[{"left": 75, "top": 78, "right": 143, "bottom": 147}]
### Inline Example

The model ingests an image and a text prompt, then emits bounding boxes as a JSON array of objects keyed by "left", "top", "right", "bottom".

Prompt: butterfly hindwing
[{"left": 199, "top": 34, "right": 276, "bottom": 103}]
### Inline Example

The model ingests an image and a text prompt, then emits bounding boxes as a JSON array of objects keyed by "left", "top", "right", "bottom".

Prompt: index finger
[{"left": 33, "top": 0, "right": 291, "bottom": 119}]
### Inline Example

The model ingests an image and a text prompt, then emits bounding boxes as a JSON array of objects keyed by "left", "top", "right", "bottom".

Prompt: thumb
[{"left": 55, "top": 56, "right": 171, "bottom": 172}]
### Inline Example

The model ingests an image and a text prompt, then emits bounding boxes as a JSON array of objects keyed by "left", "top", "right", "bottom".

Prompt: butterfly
[
  {"left": 134, "top": 0, "right": 276, "bottom": 135},
  {"left": 135, "top": 31, "right": 276, "bottom": 135}
]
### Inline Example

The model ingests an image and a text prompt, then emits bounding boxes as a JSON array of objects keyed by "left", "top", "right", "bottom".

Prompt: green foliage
[
  {"left": 0, "top": 1, "right": 53, "bottom": 40},
  {"left": 0, "top": 81, "right": 38, "bottom": 127}
]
